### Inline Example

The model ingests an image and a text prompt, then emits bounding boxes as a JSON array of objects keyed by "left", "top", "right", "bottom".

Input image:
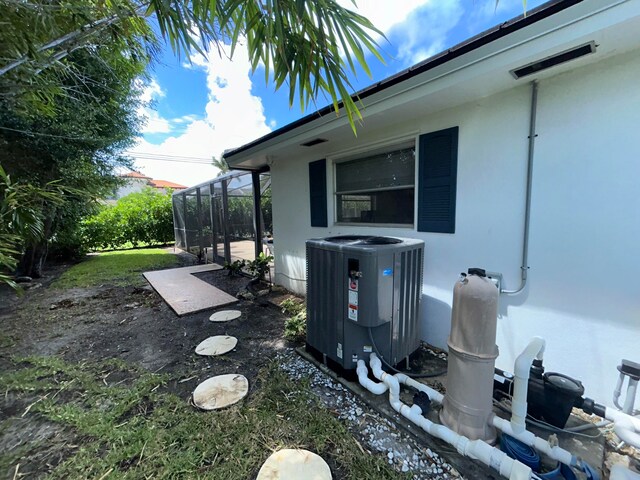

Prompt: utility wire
[
  {"left": 0, "top": 125, "right": 101, "bottom": 141},
  {"left": 126, "top": 151, "right": 214, "bottom": 165},
  {"left": 0, "top": 127, "right": 215, "bottom": 164},
  {"left": 125, "top": 151, "right": 212, "bottom": 161}
]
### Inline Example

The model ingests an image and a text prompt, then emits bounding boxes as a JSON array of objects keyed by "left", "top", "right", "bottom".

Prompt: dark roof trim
[{"left": 224, "top": 0, "right": 582, "bottom": 161}]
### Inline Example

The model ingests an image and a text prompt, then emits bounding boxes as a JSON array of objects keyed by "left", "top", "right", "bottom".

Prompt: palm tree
[
  {"left": 212, "top": 154, "right": 230, "bottom": 177},
  {"left": 1, "top": 0, "right": 384, "bottom": 132}
]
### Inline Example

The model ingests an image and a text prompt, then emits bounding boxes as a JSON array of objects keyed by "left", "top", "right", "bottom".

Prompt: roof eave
[{"left": 223, "top": 0, "right": 581, "bottom": 168}]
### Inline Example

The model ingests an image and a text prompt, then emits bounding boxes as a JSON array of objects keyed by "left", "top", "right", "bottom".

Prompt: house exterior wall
[
  {"left": 270, "top": 49, "right": 640, "bottom": 404},
  {"left": 114, "top": 178, "right": 149, "bottom": 199}
]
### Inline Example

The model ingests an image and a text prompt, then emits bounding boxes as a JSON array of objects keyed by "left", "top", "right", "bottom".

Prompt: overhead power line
[{"left": 125, "top": 151, "right": 214, "bottom": 165}]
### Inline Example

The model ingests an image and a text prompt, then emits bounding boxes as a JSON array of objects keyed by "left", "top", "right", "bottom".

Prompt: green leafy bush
[
  {"left": 82, "top": 189, "right": 174, "bottom": 251},
  {"left": 223, "top": 259, "right": 247, "bottom": 276},
  {"left": 246, "top": 252, "right": 273, "bottom": 280},
  {"left": 281, "top": 298, "right": 307, "bottom": 341}
]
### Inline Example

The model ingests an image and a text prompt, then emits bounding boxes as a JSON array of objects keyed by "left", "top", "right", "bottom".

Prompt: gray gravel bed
[{"left": 277, "top": 350, "right": 462, "bottom": 480}]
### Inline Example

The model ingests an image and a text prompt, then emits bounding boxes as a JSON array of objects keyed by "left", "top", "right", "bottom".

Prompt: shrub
[
  {"left": 82, "top": 189, "right": 174, "bottom": 251},
  {"left": 281, "top": 298, "right": 307, "bottom": 341},
  {"left": 246, "top": 252, "right": 273, "bottom": 280},
  {"left": 223, "top": 259, "right": 246, "bottom": 276}
]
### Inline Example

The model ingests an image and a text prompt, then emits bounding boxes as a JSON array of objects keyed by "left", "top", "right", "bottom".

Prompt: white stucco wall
[
  {"left": 270, "top": 49, "right": 640, "bottom": 405},
  {"left": 115, "top": 178, "right": 149, "bottom": 199}
]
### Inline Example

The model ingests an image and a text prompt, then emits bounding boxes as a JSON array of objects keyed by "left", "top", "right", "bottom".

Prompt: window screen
[{"left": 335, "top": 147, "right": 415, "bottom": 225}]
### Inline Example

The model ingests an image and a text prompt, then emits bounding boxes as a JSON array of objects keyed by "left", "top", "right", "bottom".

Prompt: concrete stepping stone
[
  {"left": 192, "top": 374, "right": 248, "bottom": 410},
  {"left": 209, "top": 310, "right": 241, "bottom": 322},
  {"left": 195, "top": 335, "right": 238, "bottom": 356},
  {"left": 257, "top": 449, "right": 332, "bottom": 480}
]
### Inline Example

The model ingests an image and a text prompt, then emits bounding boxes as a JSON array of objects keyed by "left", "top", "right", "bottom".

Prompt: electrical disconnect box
[{"left": 306, "top": 235, "right": 424, "bottom": 370}]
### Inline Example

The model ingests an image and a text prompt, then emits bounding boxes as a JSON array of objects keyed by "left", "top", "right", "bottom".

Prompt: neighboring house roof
[
  {"left": 120, "top": 170, "right": 151, "bottom": 179},
  {"left": 149, "top": 179, "right": 187, "bottom": 190}
]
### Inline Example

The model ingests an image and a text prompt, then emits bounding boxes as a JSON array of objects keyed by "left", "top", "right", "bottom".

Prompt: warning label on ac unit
[
  {"left": 349, "top": 278, "right": 358, "bottom": 291},
  {"left": 348, "top": 304, "right": 358, "bottom": 321}
]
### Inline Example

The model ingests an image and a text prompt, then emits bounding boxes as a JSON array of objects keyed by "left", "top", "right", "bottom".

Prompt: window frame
[{"left": 332, "top": 140, "right": 417, "bottom": 228}]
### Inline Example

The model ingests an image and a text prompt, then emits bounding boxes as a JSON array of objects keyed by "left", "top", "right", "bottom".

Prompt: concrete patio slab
[{"left": 143, "top": 264, "right": 237, "bottom": 316}]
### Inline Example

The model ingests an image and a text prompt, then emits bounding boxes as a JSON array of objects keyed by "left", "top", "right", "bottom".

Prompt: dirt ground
[
  {"left": 1, "top": 253, "right": 638, "bottom": 480},
  {"left": 0, "top": 256, "right": 299, "bottom": 479}
]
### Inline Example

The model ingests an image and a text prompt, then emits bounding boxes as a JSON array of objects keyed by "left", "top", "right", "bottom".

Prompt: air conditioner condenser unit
[{"left": 306, "top": 235, "right": 424, "bottom": 371}]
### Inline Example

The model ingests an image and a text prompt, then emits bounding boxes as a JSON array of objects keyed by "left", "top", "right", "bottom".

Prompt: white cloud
[
  {"left": 338, "top": 0, "right": 464, "bottom": 68},
  {"left": 389, "top": 0, "right": 464, "bottom": 66},
  {"left": 142, "top": 110, "right": 172, "bottom": 134},
  {"left": 130, "top": 42, "right": 272, "bottom": 187},
  {"left": 140, "top": 78, "right": 165, "bottom": 102},
  {"left": 340, "top": 0, "right": 428, "bottom": 39},
  {"left": 172, "top": 114, "right": 200, "bottom": 124},
  {"left": 137, "top": 78, "right": 173, "bottom": 134}
]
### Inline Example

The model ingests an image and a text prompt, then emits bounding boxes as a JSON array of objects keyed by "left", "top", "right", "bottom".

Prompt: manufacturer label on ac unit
[
  {"left": 348, "top": 304, "right": 358, "bottom": 321},
  {"left": 363, "top": 345, "right": 372, "bottom": 353},
  {"left": 348, "top": 290, "right": 358, "bottom": 306},
  {"left": 337, "top": 342, "right": 343, "bottom": 359}
]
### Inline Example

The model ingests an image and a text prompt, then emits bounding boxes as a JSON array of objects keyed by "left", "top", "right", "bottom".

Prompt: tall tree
[
  {"left": 0, "top": 37, "right": 149, "bottom": 277},
  {"left": 0, "top": 0, "right": 383, "bottom": 130}
]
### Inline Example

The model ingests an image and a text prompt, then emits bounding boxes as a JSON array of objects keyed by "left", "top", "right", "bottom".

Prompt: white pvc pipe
[
  {"left": 394, "top": 372, "right": 445, "bottom": 405},
  {"left": 492, "top": 416, "right": 575, "bottom": 466},
  {"left": 356, "top": 360, "right": 388, "bottom": 395},
  {"left": 365, "top": 354, "right": 532, "bottom": 480},
  {"left": 610, "top": 465, "right": 640, "bottom": 480},
  {"left": 511, "top": 337, "right": 546, "bottom": 434},
  {"left": 623, "top": 378, "right": 638, "bottom": 415},
  {"left": 614, "top": 372, "right": 625, "bottom": 411},
  {"left": 605, "top": 408, "right": 640, "bottom": 448}
]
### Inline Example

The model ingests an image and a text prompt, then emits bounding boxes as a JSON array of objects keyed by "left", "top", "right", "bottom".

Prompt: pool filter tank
[{"left": 440, "top": 268, "right": 499, "bottom": 443}]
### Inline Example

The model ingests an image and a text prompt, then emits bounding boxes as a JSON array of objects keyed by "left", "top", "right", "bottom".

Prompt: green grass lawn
[
  {"left": 54, "top": 248, "right": 179, "bottom": 288},
  {"left": 0, "top": 357, "right": 406, "bottom": 480}
]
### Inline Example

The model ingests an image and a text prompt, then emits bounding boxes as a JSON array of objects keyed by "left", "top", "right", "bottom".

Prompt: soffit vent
[
  {"left": 301, "top": 138, "right": 328, "bottom": 147},
  {"left": 510, "top": 41, "right": 596, "bottom": 79}
]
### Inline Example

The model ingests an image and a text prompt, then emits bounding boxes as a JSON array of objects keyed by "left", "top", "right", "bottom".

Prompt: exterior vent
[
  {"left": 301, "top": 138, "right": 328, "bottom": 147},
  {"left": 510, "top": 42, "right": 596, "bottom": 79}
]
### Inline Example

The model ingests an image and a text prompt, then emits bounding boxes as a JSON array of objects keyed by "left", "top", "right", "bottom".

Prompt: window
[{"left": 335, "top": 146, "right": 415, "bottom": 225}]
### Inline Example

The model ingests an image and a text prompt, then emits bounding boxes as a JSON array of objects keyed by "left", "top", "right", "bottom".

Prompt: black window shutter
[
  {"left": 417, "top": 127, "right": 458, "bottom": 233},
  {"left": 309, "top": 159, "right": 328, "bottom": 227}
]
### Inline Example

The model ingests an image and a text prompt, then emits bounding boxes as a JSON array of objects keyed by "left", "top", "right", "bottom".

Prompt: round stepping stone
[
  {"left": 209, "top": 310, "right": 241, "bottom": 322},
  {"left": 192, "top": 374, "right": 248, "bottom": 410},
  {"left": 257, "top": 449, "right": 332, "bottom": 480},
  {"left": 195, "top": 335, "right": 238, "bottom": 356}
]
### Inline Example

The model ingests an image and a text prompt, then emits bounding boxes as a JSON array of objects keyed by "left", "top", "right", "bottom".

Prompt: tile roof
[
  {"left": 120, "top": 170, "right": 151, "bottom": 179},
  {"left": 149, "top": 179, "right": 187, "bottom": 190}
]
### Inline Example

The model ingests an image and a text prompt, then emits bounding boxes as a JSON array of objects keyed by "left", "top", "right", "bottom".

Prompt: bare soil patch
[{"left": 0, "top": 259, "right": 299, "bottom": 478}]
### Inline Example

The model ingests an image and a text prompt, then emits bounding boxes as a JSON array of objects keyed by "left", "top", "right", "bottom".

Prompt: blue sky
[{"left": 130, "top": 0, "right": 546, "bottom": 186}]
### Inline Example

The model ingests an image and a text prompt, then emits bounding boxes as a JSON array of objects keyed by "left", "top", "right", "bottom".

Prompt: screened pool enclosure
[{"left": 172, "top": 170, "right": 272, "bottom": 264}]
